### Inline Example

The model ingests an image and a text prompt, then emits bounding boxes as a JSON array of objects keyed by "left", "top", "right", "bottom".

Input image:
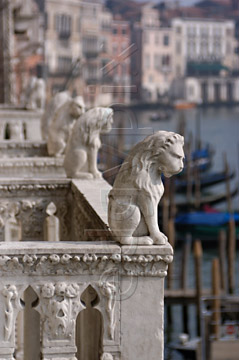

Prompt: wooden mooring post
[
  {"left": 228, "top": 218, "right": 236, "bottom": 294},
  {"left": 194, "top": 239, "right": 203, "bottom": 336},
  {"left": 218, "top": 229, "right": 227, "bottom": 293},
  {"left": 181, "top": 234, "right": 192, "bottom": 334},
  {"left": 212, "top": 258, "right": 221, "bottom": 340}
]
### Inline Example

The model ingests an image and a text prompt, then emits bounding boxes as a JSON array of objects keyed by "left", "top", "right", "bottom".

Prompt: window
[
  {"left": 54, "top": 14, "right": 72, "bottom": 39},
  {"left": 226, "top": 41, "right": 231, "bottom": 54},
  {"left": 188, "top": 85, "right": 195, "bottom": 97},
  {"left": 83, "top": 36, "right": 99, "bottom": 55},
  {"left": 176, "top": 41, "right": 181, "bottom": 54},
  {"left": 101, "top": 38, "right": 107, "bottom": 52},
  {"left": 154, "top": 54, "right": 160, "bottom": 71},
  {"left": 144, "top": 31, "right": 149, "bottom": 44},
  {"left": 145, "top": 54, "right": 150, "bottom": 69},
  {"left": 121, "top": 63, "right": 127, "bottom": 76},
  {"left": 163, "top": 35, "right": 170, "bottom": 46},
  {"left": 58, "top": 57, "right": 72, "bottom": 73},
  {"left": 162, "top": 55, "right": 170, "bottom": 67},
  {"left": 113, "top": 28, "right": 118, "bottom": 35},
  {"left": 112, "top": 43, "right": 118, "bottom": 55},
  {"left": 176, "top": 26, "right": 181, "bottom": 34},
  {"left": 155, "top": 34, "right": 159, "bottom": 45},
  {"left": 122, "top": 28, "right": 127, "bottom": 35}
]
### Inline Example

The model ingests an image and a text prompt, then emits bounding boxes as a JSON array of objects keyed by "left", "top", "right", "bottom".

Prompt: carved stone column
[
  {"left": 120, "top": 244, "right": 173, "bottom": 360},
  {"left": 0, "top": 284, "right": 24, "bottom": 360},
  {"left": 33, "top": 282, "right": 84, "bottom": 360}
]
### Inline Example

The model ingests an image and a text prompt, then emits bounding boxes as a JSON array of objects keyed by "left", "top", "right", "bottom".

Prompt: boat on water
[
  {"left": 174, "top": 100, "right": 197, "bottom": 110},
  {"left": 175, "top": 210, "right": 239, "bottom": 239},
  {"left": 175, "top": 170, "right": 235, "bottom": 192},
  {"left": 180, "top": 145, "right": 214, "bottom": 174},
  {"left": 149, "top": 110, "right": 171, "bottom": 121},
  {"left": 173, "top": 184, "right": 238, "bottom": 211}
]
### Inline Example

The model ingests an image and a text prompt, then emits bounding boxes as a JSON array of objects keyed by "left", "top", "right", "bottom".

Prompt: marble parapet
[
  {"left": 0, "top": 141, "right": 48, "bottom": 158},
  {"left": 0, "top": 178, "right": 111, "bottom": 242},
  {"left": 0, "top": 241, "right": 173, "bottom": 278},
  {"left": 0, "top": 156, "right": 65, "bottom": 178},
  {"left": 0, "top": 108, "right": 42, "bottom": 141}
]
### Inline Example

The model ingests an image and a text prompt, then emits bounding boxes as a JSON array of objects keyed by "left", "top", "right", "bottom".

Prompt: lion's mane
[
  {"left": 70, "top": 107, "right": 113, "bottom": 146},
  {"left": 113, "top": 131, "right": 184, "bottom": 195}
]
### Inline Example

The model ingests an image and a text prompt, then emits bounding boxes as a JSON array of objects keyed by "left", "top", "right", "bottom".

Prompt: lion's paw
[
  {"left": 93, "top": 171, "right": 103, "bottom": 179},
  {"left": 152, "top": 232, "right": 168, "bottom": 245}
]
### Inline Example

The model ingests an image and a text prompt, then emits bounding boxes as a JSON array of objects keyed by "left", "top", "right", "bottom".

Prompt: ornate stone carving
[
  {"left": 98, "top": 281, "right": 116, "bottom": 340},
  {"left": 0, "top": 252, "right": 172, "bottom": 277},
  {"left": 44, "top": 202, "right": 60, "bottom": 242},
  {"left": 63, "top": 107, "right": 113, "bottom": 179},
  {"left": 36, "top": 282, "right": 80, "bottom": 340},
  {"left": 108, "top": 131, "right": 184, "bottom": 245},
  {"left": 47, "top": 96, "right": 85, "bottom": 157},
  {"left": 2, "top": 285, "right": 22, "bottom": 341},
  {"left": 0, "top": 197, "right": 69, "bottom": 242},
  {"left": 122, "top": 254, "right": 173, "bottom": 277}
]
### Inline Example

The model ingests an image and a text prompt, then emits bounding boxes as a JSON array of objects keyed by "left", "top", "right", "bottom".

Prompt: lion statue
[
  {"left": 41, "top": 91, "right": 71, "bottom": 140},
  {"left": 63, "top": 107, "right": 113, "bottom": 179},
  {"left": 25, "top": 76, "right": 46, "bottom": 110},
  {"left": 108, "top": 131, "right": 184, "bottom": 245},
  {"left": 47, "top": 96, "right": 85, "bottom": 157}
]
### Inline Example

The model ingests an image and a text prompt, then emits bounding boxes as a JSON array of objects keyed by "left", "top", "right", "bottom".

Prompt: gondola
[
  {"left": 175, "top": 211, "right": 239, "bottom": 240},
  {"left": 175, "top": 170, "right": 235, "bottom": 192},
  {"left": 173, "top": 184, "right": 238, "bottom": 211}
]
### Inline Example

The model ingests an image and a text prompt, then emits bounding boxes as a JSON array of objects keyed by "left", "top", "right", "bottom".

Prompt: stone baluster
[
  {"left": 33, "top": 282, "right": 84, "bottom": 360},
  {"left": 9, "top": 122, "right": 24, "bottom": 141},
  {"left": 0, "top": 285, "right": 24, "bottom": 360},
  {"left": 44, "top": 202, "right": 60, "bottom": 242},
  {"left": 4, "top": 203, "right": 21, "bottom": 242}
]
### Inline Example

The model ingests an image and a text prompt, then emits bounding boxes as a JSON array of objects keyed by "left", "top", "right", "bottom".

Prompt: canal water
[{"left": 108, "top": 105, "right": 239, "bottom": 359}]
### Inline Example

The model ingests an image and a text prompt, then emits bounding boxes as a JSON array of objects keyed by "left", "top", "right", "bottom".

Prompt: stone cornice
[{"left": 0, "top": 242, "right": 173, "bottom": 277}]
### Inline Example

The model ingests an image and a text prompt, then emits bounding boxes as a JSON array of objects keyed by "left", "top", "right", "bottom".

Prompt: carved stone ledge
[
  {"left": 0, "top": 179, "right": 70, "bottom": 193},
  {"left": 0, "top": 242, "right": 173, "bottom": 277}
]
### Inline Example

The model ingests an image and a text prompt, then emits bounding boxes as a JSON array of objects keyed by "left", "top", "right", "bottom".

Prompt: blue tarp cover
[{"left": 175, "top": 212, "right": 239, "bottom": 226}]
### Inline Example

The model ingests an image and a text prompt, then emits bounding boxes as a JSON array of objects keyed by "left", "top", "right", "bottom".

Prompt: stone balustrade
[
  {"left": 0, "top": 241, "right": 173, "bottom": 360},
  {"left": 0, "top": 141, "right": 48, "bottom": 158},
  {"left": 0, "top": 108, "right": 42, "bottom": 141},
  {"left": 0, "top": 177, "right": 173, "bottom": 360},
  {"left": 0, "top": 179, "right": 110, "bottom": 242}
]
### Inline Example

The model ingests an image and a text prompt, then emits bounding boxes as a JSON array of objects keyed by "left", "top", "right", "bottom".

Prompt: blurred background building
[{"left": 0, "top": 0, "right": 239, "bottom": 106}]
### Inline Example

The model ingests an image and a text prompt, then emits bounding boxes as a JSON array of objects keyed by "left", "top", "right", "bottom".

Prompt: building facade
[
  {"left": 134, "top": 3, "right": 175, "bottom": 102},
  {"left": 172, "top": 17, "right": 236, "bottom": 76},
  {"left": 44, "top": 0, "right": 83, "bottom": 96}
]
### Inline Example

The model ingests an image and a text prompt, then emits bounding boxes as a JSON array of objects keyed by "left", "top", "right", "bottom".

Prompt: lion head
[{"left": 114, "top": 131, "right": 184, "bottom": 193}]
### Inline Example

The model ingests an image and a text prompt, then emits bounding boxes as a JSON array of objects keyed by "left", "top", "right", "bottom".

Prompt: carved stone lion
[
  {"left": 47, "top": 96, "right": 85, "bottom": 157},
  {"left": 63, "top": 107, "right": 113, "bottom": 179},
  {"left": 25, "top": 76, "right": 46, "bottom": 110},
  {"left": 108, "top": 131, "right": 184, "bottom": 245},
  {"left": 41, "top": 91, "right": 71, "bottom": 140}
]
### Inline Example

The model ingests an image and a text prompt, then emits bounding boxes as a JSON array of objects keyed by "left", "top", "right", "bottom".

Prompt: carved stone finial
[
  {"left": 63, "top": 107, "right": 113, "bottom": 179},
  {"left": 4, "top": 203, "right": 21, "bottom": 242},
  {"left": 44, "top": 202, "right": 60, "bottom": 242},
  {"left": 108, "top": 131, "right": 184, "bottom": 245},
  {"left": 46, "top": 202, "right": 57, "bottom": 216}
]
